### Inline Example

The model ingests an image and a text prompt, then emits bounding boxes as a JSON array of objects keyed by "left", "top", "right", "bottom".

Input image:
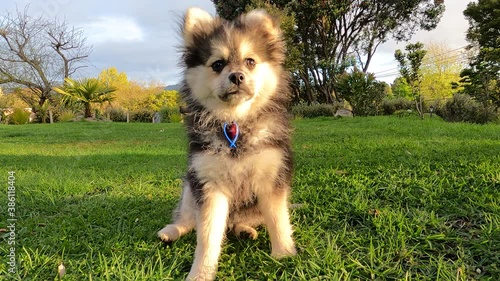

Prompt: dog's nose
[{"left": 229, "top": 72, "right": 245, "bottom": 86}]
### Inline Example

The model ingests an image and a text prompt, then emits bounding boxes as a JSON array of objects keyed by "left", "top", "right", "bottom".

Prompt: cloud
[
  {"left": 0, "top": 0, "right": 216, "bottom": 85},
  {"left": 2, "top": 0, "right": 469, "bottom": 86},
  {"left": 82, "top": 16, "right": 144, "bottom": 44}
]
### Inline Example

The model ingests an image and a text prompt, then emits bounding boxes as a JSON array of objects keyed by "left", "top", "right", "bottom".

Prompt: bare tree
[{"left": 0, "top": 6, "right": 91, "bottom": 109}]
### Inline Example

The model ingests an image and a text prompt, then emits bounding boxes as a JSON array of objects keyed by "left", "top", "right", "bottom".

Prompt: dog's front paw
[
  {"left": 186, "top": 265, "right": 217, "bottom": 281},
  {"left": 271, "top": 240, "right": 297, "bottom": 259},
  {"left": 157, "top": 224, "right": 181, "bottom": 242}
]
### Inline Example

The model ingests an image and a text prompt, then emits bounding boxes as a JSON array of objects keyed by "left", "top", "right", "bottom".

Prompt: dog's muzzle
[{"left": 219, "top": 72, "right": 253, "bottom": 103}]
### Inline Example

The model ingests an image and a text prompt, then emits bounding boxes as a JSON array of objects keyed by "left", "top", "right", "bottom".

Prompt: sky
[{"left": 0, "top": 0, "right": 471, "bottom": 86}]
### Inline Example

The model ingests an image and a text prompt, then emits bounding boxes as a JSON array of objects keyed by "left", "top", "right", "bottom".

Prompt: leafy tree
[
  {"left": 54, "top": 78, "right": 116, "bottom": 118},
  {"left": 0, "top": 7, "right": 91, "bottom": 110},
  {"left": 98, "top": 67, "right": 136, "bottom": 109},
  {"left": 212, "top": 0, "right": 250, "bottom": 20},
  {"left": 391, "top": 77, "right": 413, "bottom": 99},
  {"left": 420, "top": 42, "right": 465, "bottom": 100},
  {"left": 141, "top": 90, "right": 180, "bottom": 112},
  {"left": 335, "top": 69, "right": 386, "bottom": 116},
  {"left": 395, "top": 42, "right": 427, "bottom": 118},
  {"left": 98, "top": 67, "right": 129, "bottom": 89},
  {"left": 213, "top": 0, "right": 444, "bottom": 104},
  {"left": 97, "top": 67, "right": 168, "bottom": 111},
  {"left": 460, "top": 0, "right": 499, "bottom": 110}
]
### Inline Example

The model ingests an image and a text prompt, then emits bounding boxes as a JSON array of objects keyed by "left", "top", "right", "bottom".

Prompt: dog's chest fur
[{"left": 185, "top": 110, "right": 290, "bottom": 208}]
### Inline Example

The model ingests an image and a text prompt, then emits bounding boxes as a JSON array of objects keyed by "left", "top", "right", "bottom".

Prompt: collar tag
[{"left": 223, "top": 122, "right": 239, "bottom": 148}]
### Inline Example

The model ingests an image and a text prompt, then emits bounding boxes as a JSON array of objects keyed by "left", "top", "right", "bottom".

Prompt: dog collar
[{"left": 223, "top": 122, "right": 239, "bottom": 148}]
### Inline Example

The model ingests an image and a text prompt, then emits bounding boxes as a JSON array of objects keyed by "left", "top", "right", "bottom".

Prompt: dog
[{"left": 158, "top": 8, "right": 296, "bottom": 280}]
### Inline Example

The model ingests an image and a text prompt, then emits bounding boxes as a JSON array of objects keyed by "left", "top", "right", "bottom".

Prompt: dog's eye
[
  {"left": 211, "top": 60, "right": 225, "bottom": 73},
  {"left": 245, "top": 58, "right": 256, "bottom": 69}
]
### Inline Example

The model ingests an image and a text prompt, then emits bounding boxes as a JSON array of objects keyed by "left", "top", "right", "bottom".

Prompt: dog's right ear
[{"left": 183, "top": 8, "right": 213, "bottom": 46}]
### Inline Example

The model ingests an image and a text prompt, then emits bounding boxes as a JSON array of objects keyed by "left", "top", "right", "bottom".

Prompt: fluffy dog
[{"left": 158, "top": 8, "right": 296, "bottom": 280}]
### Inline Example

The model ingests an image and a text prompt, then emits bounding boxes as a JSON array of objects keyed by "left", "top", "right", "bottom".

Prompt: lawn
[{"left": 0, "top": 116, "right": 499, "bottom": 280}]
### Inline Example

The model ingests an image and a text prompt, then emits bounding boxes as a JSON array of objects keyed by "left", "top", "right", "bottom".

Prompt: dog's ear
[
  {"left": 240, "top": 10, "right": 281, "bottom": 38},
  {"left": 183, "top": 7, "right": 214, "bottom": 46}
]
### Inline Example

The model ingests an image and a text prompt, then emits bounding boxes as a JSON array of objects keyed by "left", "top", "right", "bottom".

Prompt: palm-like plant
[{"left": 54, "top": 78, "right": 116, "bottom": 118}]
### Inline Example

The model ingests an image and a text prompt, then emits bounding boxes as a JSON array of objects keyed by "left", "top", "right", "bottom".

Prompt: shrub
[
  {"left": 437, "top": 93, "right": 498, "bottom": 124},
  {"left": 107, "top": 107, "right": 128, "bottom": 122},
  {"left": 130, "top": 108, "right": 155, "bottom": 123},
  {"left": 335, "top": 70, "right": 386, "bottom": 116},
  {"left": 394, "top": 109, "right": 418, "bottom": 118},
  {"left": 381, "top": 97, "right": 414, "bottom": 115},
  {"left": 59, "top": 110, "right": 76, "bottom": 122},
  {"left": 291, "top": 103, "right": 340, "bottom": 118},
  {"left": 34, "top": 108, "right": 63, "bottom": 123},
  {"left": 8, "top": 108, "right": 30, "bottom": 125},
  {"left": 33, "top": 100, "right": 52, "bottom": 123},
  {"left": 159, "top": 106, "right": 182, "bottom": 123}
]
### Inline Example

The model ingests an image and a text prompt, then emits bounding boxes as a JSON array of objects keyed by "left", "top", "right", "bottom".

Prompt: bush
[
  {"left": 107, "top": 107, "right": 128, "bottom": 122},
  {"left": 159, "top": 106, "right": 182, "bottom": 123},
  {"left": 33, "top": 108, "right": 63, "bottom": 123},
  {"left": 437, "top": 94, "right": 498, "bottom": 124},
  {"left": 8, "top": 108, "right": 30, "bottom": 125},
  {"left": 59, "top": 110, "right": 76, "bottom": 122},
  {"left": 381, "top": 97, "right": 414, "bottom": 115},
  {"left": 394, "top": 109, "right": 418, "bottom": 118},
  {"left": 33, "top": 100, "right": 51, "bottom": 123},
  {"left": 130, "top": 108, "right": 155, "bottom": 123},
  {"left": 291, "top": 103, "right": 340, "bottom": 118},
  {"left": 335, "top": 70, "right": 386, "bottom": 116}
]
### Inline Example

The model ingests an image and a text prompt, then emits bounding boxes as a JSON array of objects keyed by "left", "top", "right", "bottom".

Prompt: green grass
[{"left": 1, "top": 116, "right": 499, "bottom": 280}]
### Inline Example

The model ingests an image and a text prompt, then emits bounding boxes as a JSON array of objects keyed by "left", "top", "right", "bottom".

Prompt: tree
[
  {"left": 54, "top": 78, "right": 116, "bottom": 118},
  {"left": 395, "top": 42, "right": 427, "bottom": 118},
  {"left": 98, "top": 67, "right": 129, "bottom": 88},
  {"left": 97, "top": 67, "right": 180, "bottom": 112},
  {"left": 460, "top": 0, "right": 499, "bottom": 110},
  {"left": 420, "top": 42, "right": 465, "bottom": 101},
  {"left": 141, "top": 90, "right": 180, "bottom": 112},
  {"left": 335, "top": 69, "right": 387, "bottom": 116},
  {"left": 212, "top": 0, "right": 444, "bottom": 104},
  {"left": 0, "top": 7, "right": 91, "bottom": 110},
  {"left": 391, "top": 77, "right": 413, "bottom": 99},
  {"left": 98, "top": 67, "right": 140, "bottom": 110}
]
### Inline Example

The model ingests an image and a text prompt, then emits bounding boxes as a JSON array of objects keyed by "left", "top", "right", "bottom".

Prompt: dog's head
[{"left": 181, "top": 8, "right": 286, "bottom": 120}]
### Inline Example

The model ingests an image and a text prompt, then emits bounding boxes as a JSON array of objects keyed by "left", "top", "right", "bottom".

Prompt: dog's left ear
[
  {"left": 183, "top": 7, "right": 214, "bottom": 46},
  {"left": 240, "top": 10, "right": 281, "bottom": 39}
]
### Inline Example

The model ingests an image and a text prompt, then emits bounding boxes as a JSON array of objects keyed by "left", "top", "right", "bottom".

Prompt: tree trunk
[
  {"left": 415, "top": 95, "right": 424, "bottom": 119},
  {"left": 38, "top": 96, "right": 47, "bottom": 107},
  {"left": 84, "top": 104, "right": 92, "bottom": 118}
]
